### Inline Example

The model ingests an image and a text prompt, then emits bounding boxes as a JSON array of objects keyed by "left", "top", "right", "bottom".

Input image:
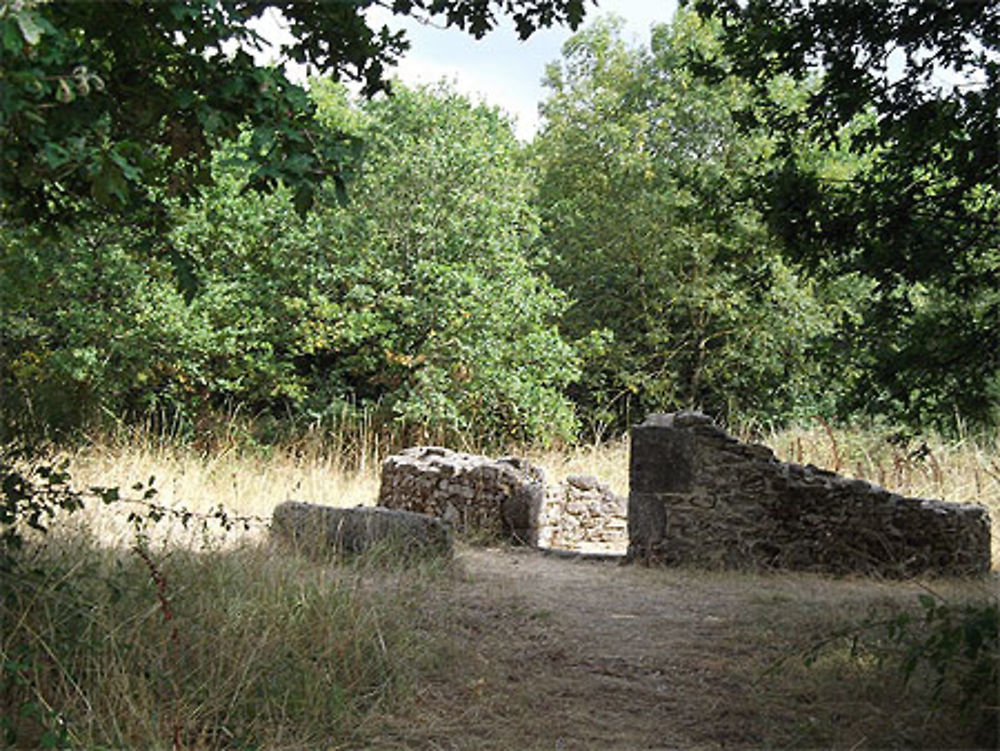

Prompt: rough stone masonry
[
  {"left": 378, "top": 446, "right": 627, "bottom": 551},
  {"left": 378, "top": 447, "right": 547, "bottom": 544},
  {"left": 628, "top": 412, "right": 992, "bottom": 577}
]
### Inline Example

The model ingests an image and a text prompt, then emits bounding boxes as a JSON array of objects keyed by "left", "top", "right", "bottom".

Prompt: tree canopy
[
  {"left": 1, "top": 0, "right": 587, "bottom": 218},
  {"left": 533, "top": 12, "right": 850, "bottom": 434},
  {"left": 687, "top": 0, "right": 1000, "bottom": 427},
  {"left": 1, "top": 81, "right": 579, "bottom": 444},
  {"left": 3, "top": 0, "right": 998, "bottom": 438},
  {"left": 687, "top": 0, "right": 999, "bottom": 279}
]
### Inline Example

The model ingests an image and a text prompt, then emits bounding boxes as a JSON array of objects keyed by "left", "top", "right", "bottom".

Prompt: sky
[
  {"left": 254, "top": 2, "right": 991, "bottom": 140},
  {"left": 257, "top": 1, "right": 679, "bottom": 140}
]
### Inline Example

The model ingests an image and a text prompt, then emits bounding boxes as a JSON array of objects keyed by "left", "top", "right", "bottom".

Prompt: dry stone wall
[
  {"left": 628, "top": 412, "right": 992, "bottom": 577},
  {"left": 378, "top": 447, "right": 546, "bottom": 544},
  {"left": 537, "top": 475, "right": 627, "bottom": 552},
  {"left": 377, "top": 447, "right": 628, "bottom": 552}
]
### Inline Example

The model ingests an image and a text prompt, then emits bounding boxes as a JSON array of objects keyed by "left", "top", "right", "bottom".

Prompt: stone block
[
  {"left": 630, "top": 413, "right": 696, "bottom": 494},
  {"left": 271, "top": 501, "right": 453, "bottom": 559}
]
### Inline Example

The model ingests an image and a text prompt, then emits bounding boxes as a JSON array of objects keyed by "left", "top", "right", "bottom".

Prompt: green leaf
[
  {"left": 292, "top": 184, "right": 314, "bottom": 217},
  {"left": 3, "top": 19, "right": 23, "bottom": 52},
  {"left": 14, "top": 11, "right": 44, "bottom": 46},
  {"left": 92, "top": 486, "right": 120, "bottom": 504},
  {"left": 40, "top": 142, "right": 71, "bottom": 169}
]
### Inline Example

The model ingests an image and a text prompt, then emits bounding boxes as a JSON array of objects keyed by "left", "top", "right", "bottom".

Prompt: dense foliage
[
  {"left": 532, "top": 13, "right": 855, "bottom": 434},
  {"left": 315, "top": 85, "right": 580, "bottom": 442},
  {"left": 2, "top": 83, "right": 578, "bottom": 445},
  {"left": 687, "top": 0, "right": 1000, "bottom": 430},
  {"left": 1, "top": 0, "right": 591, "bottom": 447},
  {"left": 2, "top": 1, "right": 998, "bottom": 442}
]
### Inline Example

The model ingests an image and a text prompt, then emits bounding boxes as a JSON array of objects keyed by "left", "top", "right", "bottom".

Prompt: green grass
[{"left": 1, "top": 527, "right": 445, "bottom": 749}]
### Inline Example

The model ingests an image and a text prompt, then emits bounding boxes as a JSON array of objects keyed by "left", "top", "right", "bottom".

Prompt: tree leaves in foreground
[
  {"left": 687, "top": 0, "right": 1000, "bottom": 429},
  {"left": 0, "top": 0, "right": 587, "bottom": 219}
]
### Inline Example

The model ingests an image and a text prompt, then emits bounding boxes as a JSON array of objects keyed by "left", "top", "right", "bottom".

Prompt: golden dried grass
[
  {"left": 62, "top": 421, "right": 998, "bottom": 567},
  {"left": 7, "top": 420, "right": 996, "bottom": 748}
]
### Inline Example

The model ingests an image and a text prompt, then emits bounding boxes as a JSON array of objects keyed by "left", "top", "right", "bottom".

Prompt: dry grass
[
  {"left": 62, "top": 420, "right": 999, "bottom": 566},
  {"left": 765, "top": 421, "right": 1000, "bottom": 507},
  {"left": 61, "top": 428, "right": 381, "bottom": 549},
  {"left": 523, "top": 435, "right": 631, "bottom": 496},
  {"left": 2, "top": 523, "right": 448, "bottom": 748},
  {"left": 5, "top": 420, "right": 994, "bottom": 748}
]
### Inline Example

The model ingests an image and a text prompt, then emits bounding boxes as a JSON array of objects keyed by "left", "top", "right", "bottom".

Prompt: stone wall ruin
[
  {"left": 536, "top": 475, "right": 627, "bottom": 552},
  {"left": 628, "top": 412, "right": 992, "bottom": 577},
  {"left": 378, "top": 447, "right": 546, "bottom": 544},
  {"left": 374, "top": 415, "right": 990, "bottom": 576},
  {"left": 271, "top": 501, "right": 453, "bottom": 558},
  {"left": 377, "top": 446, "right": 627, "bottom": 552}
]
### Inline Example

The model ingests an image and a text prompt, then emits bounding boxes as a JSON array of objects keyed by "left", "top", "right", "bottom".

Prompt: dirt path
[
  {"left": 435, "top": 548, "right": 757, "bottom": 750},
  {"left": 373, "top": 546, "right": 991, "bottom": 750}
]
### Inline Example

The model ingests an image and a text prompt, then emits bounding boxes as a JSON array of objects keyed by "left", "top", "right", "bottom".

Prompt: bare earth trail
[{"left": 375, "top": 547, "right": 989, "bottom": 750}]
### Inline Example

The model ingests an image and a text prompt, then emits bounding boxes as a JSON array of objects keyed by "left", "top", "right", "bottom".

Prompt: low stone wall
[
  {"left": 271, "top": 501, "right": 453, "bottom": 558},
  {"left": 378, "top": 447, "right": 546, "bottom": 544},
  {"left": 377, "top": 447, "right": 628, "bottom": 551},
  {"left": 538, "top": 475, "right": 627, "bottom": 552},
  {"left": 628, "top": 412, "right": 992, "bottom": 577}
]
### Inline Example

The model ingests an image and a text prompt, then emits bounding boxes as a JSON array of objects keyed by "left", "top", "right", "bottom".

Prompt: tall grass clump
[
  {"left": 1, "top": 444, "right": 447, "bottom": 749},
  {"left": 56, "top": 419, "right": 386, "bottom": 549},
  {"left": 2, "top": 529, "right": 443, "bottom": 749}
]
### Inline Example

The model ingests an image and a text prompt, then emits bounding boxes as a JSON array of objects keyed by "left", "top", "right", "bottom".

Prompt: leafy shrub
[
  {"left": 0, "top": 444, "right": 84, "bottom": 569},
  {"left": 804, "top": 593, "right": 998, "bottom": 748},
  {"left": 0, "top": 222, "right": 201, "bottom": 438},
  {"left": 890, "top": 596, "right": 998, "bottom": 748},
  {"left": 3, "top": 82, "right": 580, "bottom": 446},
  {"left": 170, "top": 82, "right": 580, "bottom": 446}
]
